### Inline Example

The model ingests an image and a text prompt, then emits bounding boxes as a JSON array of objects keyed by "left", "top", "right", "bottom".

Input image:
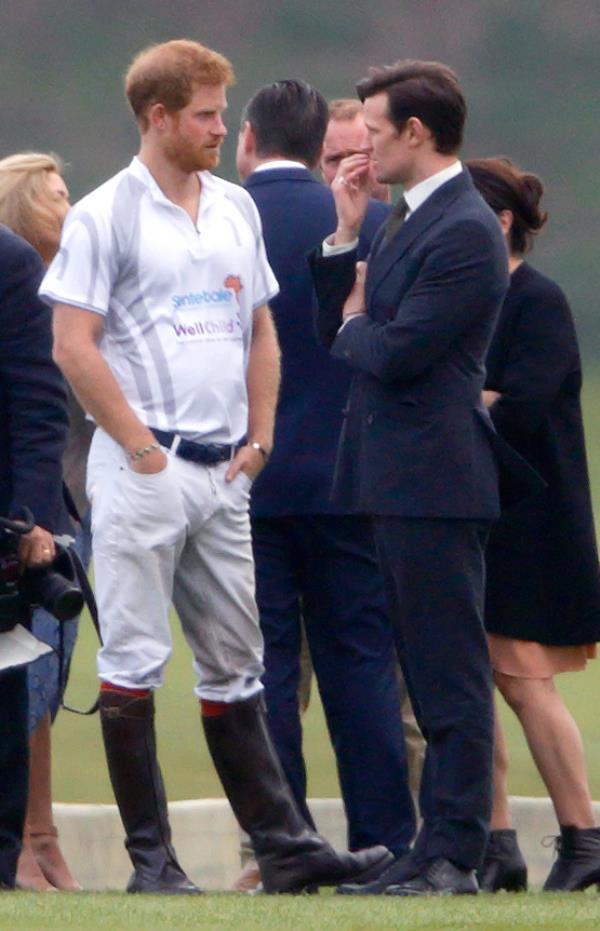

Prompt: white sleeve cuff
[
  {"left": 322, "top": 236, "right": 359, "bottom": 256},
  {"left": 338, "top": 313, "right": 364, "bottom": 333}
]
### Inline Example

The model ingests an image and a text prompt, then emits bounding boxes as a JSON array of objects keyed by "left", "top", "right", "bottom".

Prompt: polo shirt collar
[{"left": 128, "top": 157, "right": 225, "bottom": 214}]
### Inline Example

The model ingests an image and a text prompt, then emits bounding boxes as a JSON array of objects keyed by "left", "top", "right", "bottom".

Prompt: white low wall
[{"left": 52, "top": 796, "right": 593, "bottom": 891}]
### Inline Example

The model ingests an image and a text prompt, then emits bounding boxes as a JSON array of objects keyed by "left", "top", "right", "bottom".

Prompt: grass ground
[{"left": 1, "top": 891, "right": 600, "bottom": 931}]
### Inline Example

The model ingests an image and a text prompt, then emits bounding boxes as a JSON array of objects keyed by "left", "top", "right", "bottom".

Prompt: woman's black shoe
[
  {"left": 477, "top": 829, "right": 527, "bottom": 893},
  {"left": 543, "top": 825, "right": 600, "bottom": 892}
]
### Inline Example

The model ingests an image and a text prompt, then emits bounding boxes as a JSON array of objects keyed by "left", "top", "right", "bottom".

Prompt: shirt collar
[
  {"left": 403, "top": 160, "right": 463, "bottom": 217},
  {"left": 128, "top": 156, "right": 224, "bottom": 212},
  {"left": 253, "top": 159, "right": 308, "bottom": 173}
]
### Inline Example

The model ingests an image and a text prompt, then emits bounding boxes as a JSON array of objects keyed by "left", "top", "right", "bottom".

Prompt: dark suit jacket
[
  {"left": 309, "top": 169, "right": 525, "bottom": 518},
  {"left": 485, "top": 262, "right": 600, "bottom": 645},
  {"left": 245, "top": 166, "right": 389, "bottom": 516},
  {"left": 0, "top": 226, "right": 69, "bottom": 532}
]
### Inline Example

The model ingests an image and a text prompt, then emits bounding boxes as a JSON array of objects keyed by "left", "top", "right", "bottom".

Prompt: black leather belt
[{"left": 151, "top": 428, "right": 244, "bottom": 465}]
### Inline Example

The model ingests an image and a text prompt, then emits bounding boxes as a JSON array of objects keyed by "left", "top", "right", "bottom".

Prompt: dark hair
[
  {"left": 467, "top": 157, "right": 548, "bottom": 254},
  {"left": 356, "top": 60, "right": 466, "bottom": 154},
  {"left": 242, "top": 80, "right": 328, "bottom": 168}
]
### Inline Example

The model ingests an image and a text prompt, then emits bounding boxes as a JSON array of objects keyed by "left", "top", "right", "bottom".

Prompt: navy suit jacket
[
  {"left": 245, "top": 166, "right": 389, "bottom": 516},
  {"left": 309, "top": 169, "right": 538, "bottom": 518},
  {"left": 0, "top": 226, "right": 69, "bottom": 531}
]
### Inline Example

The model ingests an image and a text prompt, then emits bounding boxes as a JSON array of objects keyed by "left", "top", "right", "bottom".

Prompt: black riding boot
[
  {"left": 543, "top": 825, "right": 600, "bottom": 892},
  {"left": 202, "top": 693, "right": 392, "bottom": 893},
  {"left": 100, "top": 689, "right": 201, "bottom": 894},
  {"left": 477, "top": 829, "right": 528, "bottom": 892}
]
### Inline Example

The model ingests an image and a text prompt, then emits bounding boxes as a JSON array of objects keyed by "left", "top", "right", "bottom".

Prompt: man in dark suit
[
  {"left": 236, "top": 80, "right": 415, "bottom": 874},
  {"left": 0, "top": 226, "right": 69, "bottom": 887},
  {"left": 309, "top": 61, "right": 510, "bottom": 895}
]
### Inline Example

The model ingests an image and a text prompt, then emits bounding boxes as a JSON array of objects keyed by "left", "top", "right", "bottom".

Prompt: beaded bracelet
[{"left": 128, "top": 441, "right": 161, "bottom": 461}]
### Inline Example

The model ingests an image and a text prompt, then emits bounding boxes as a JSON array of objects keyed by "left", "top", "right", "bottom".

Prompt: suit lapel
[{"left": 366, "top": 170, "right": 473, "bottom": 305}]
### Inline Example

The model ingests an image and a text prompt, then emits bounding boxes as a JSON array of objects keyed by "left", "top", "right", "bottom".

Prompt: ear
[
  {"left": 405, "top": 116, "right": 428, "bottom": 148},
  {"left": 241, "top": 121, "right": 256, "bottom": 154},
  {"left": 497, "top": 209, "right": 514, "bottom": 237},
  {"left": 147, "top": 102, "right": 170, "bottom": 132}
]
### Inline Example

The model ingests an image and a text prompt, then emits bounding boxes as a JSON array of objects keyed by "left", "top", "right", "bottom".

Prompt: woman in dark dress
[{"left": 468, "top": 157, "right": 600, "bottom": 892}]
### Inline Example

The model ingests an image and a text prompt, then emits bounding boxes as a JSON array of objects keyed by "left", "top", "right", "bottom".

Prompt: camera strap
[{"left": 59, "top": 545, "right": 102, "bottom": 716}]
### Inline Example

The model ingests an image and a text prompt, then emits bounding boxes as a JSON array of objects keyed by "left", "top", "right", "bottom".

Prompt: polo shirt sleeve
[{"left": 39, "top": 203, "right": 114, "bottom": 316}]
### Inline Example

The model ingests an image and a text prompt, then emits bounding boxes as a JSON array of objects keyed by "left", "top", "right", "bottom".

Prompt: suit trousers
[
  {"left": 372, "top": 516, "right": 494, "bottom": 870},
  {"left": 0, "top": 666, "right": 28, "bottom": 887},
  {"left": 252, "top": 513, "right": 415, "bottom": 856}
]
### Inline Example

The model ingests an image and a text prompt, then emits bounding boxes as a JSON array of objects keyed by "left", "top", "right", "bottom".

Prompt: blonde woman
[{"left": 0, "top": 152, "right": 82, "bottom": 891}]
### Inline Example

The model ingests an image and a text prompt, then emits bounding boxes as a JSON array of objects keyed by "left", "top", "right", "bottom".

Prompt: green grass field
[{"left": 2, "top": 890, "right": 600, "bottom": 931}]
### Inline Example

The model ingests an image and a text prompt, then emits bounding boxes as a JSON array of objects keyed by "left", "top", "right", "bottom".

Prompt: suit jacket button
[{"left": 366, "top": 414, "right": 374, "bottom": 425}]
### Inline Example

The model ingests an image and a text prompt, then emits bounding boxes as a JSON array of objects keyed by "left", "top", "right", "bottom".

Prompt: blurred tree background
[
  {"left": 3, "top": 1, "right": 600, "bottom": 801},
  {"left": 1, "top": 0, "right": 598, "bottom": 356}
]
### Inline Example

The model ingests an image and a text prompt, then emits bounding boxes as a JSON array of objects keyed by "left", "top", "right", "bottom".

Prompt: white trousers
[{"left": 87, "top": 429, "right": 264, "bottom": 702}]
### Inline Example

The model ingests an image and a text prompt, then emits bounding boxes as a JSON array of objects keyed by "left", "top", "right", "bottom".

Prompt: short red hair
[{"left": 125, "top": 39, "right": 235, "bottom": 130}]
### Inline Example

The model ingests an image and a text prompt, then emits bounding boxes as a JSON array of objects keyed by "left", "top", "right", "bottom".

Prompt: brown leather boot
[
  {"left": 100, "top": 689, "right": 201, "bottom": 894},
  {"left": 202, "top": 693, "right": 393, "bottom": 893}
]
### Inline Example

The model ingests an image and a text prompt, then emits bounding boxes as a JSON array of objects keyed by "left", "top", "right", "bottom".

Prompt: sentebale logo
[{"left": 171, "top": 288, "right": 233, "bottom": 310}]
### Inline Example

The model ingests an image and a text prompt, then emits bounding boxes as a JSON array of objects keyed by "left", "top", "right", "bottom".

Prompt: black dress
[{"left": 484, "top": 262, "right": 600, "bottom": 646}]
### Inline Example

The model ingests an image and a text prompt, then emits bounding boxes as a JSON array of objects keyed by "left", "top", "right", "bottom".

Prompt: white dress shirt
[{"left": 323, "top": 160, "right": 463, "bottom": 255}]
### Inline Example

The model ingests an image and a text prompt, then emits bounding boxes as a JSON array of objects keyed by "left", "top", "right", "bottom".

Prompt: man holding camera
[
  {"left": 0, "top": 225, "right": 69, "bottom": 888},
  {"left": 41, "top": 39, "right": 391, "bottom": 894}
]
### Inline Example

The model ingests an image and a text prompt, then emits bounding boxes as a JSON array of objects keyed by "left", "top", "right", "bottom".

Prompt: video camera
[{"left": 0, "top": 509, "right": 84, "bottom": 633}]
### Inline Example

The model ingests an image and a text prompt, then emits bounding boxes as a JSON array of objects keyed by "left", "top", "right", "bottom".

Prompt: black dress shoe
[
  {"left": 543, "top": 826, "right": 600, "bottom": 892},
  {"left": 386, "top": 857, "right": 478, "bottom": 896},
  {"left": 478, "top": 829, "right": 528, "bottom": 892},
  {"left": 336, "top": 852, "right": 421, "bottom": 895}
]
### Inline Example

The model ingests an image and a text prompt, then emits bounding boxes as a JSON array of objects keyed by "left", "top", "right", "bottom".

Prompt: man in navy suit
[
  {"left": 309, "top": 61, "right": 511, "bottom": 895},
  {"left": 0, "top": 226, "right": 68, "bottom": 887},
  {"left": 236, "top": 80, "right": 415, "bottom": 872}
]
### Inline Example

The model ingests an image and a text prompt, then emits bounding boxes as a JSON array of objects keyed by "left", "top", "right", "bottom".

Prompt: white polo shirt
[{"left": 40, "top": 157, "right": 279, "bottom": 443}]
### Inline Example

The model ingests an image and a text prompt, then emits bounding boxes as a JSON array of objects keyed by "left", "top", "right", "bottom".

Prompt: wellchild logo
[
  {"left": 173, "top": 318, "right": 235, "bottom": 338},
  {"left": 171, "top": 288, "right": 233, "bottom": 310},
  {"left": 171, "top": 275, "right": 244, "bottom": 342}
]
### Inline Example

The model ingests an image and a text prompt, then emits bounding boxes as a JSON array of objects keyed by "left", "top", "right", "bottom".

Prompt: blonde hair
[
  {"left": 0, "top": 151, "right": 64, "bottom": 253},
  {"left": 125, "top": 39, "right": 235, "bottom": 130},
  {"left": 328, "top": 98, "right": 363, "bottom": 122}
]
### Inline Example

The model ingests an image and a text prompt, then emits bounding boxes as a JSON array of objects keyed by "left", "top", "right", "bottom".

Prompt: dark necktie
[{"left": 379, "top": 195, "right": 409, "bottom": 251}]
